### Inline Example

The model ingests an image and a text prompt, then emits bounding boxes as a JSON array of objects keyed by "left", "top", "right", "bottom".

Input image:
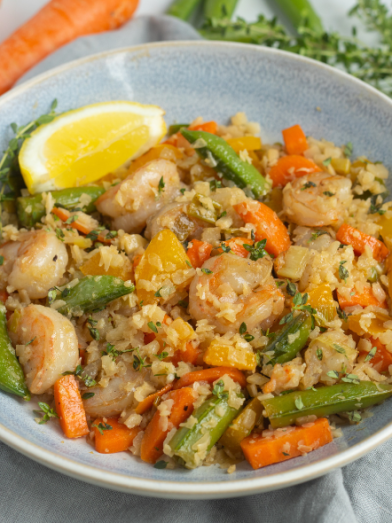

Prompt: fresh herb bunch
[
  {"left": 0, "top": 99, "right": 58, "bottom": 236},
  {"left": 199, "top": 1, "right": 392, "bottom": 97}
]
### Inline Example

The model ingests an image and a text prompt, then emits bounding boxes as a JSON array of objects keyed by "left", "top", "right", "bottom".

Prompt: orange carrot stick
[
  {"left": 0, "top": 290, "right": 8, "bottom": 303},
  {"left": 140, "top": 387, "right": 195, "bottom": 463},
  {"left": 93, "top": 417, "right": 140, "bottom": 454},
  {"left": 190, "top": 121, "right": 218, "bottom": 134},
  {"left": 51, "top": 206, "right": 112, "bottom": 244},
  {"left": 187, "top": 240, "right": 213, "bottom": 268},
  {"left": 337, "top": 287, "right": 387, "bottom": 310},
  {"left": 360, "top": 337, "right": 392, "bottom": 373},
  {"left": 54, "top": 375, "right": 89, "bottom": 439},
  {"left": 234, "top": 201, "right": 291, "bottom": 257},
  {"left": 241, "top": 418, "right": 332, "bottom": 469},
  {"left": 173, "top": 367, "right": 247, "bottom": 390},
  {"left": 171, "top": 341, "right": 201, "bottom": 366},
  {"left": 282, "top": 124, "right": 308, "bottom": 155},
  {"left": 268, "top": 155, "right": 321, "bottom": 187},
  {"left": 135, "top": 384, "right": 174, "bottom": 415},
  {"left": 216, "top": 237, "right": 253, "bottom": 258},
  {"left": 336, "top": 223, "right": 389, "bottom": 262},
  {"left": 0, "top": 0, "right": 140, "bottom": 95}
]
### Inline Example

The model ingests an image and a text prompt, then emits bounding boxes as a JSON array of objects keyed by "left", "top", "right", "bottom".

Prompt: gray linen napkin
[{"left": 2, "top": 15, "right": 391, "bottom": 523}]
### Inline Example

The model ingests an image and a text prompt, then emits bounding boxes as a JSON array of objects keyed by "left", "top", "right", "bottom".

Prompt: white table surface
[{"left": 0, "top": 0, "right": 364, "bottom": 45}]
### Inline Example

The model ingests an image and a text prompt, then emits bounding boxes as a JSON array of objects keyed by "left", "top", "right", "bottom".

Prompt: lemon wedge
[{"left": 19, "top": 101, "right": 167, "bottom": 194}]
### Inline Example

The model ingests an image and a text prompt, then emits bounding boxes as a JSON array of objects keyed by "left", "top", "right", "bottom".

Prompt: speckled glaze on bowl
[{"left": 1, "top": 41, "right": 392, "bottom": 500}]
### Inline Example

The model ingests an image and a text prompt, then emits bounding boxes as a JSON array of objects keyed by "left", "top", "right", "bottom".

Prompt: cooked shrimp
[
  {"left": 96, "top": 159, "right": 182, "bottom": 233},
  {"left": 189, "top": 253, "right": 284, "bottom": 334},
  {"left": 9, "top": 304, "right": 79, "bottom": 395},
  {"left": 301, "top": 330, "right": 357, "bottom": 389},
  {"left": 145, "top": 202, "right": 201, "bottom": 241},
  {"left": 283, "top": 172, "right": 352, "bottom": 227},
  {"left": 263, "top": 357, "right": 306, "bottom": 394},
  {"left": 0, "top": 229, "right": 68, "bottom": 299},
  {"left": 83, "top": 365, "right": 147, "bottom": 418}
]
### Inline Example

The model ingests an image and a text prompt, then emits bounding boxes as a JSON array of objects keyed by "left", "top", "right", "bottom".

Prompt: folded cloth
[{"left": 3, "top": 14, "right": 392, "bottom": 523}]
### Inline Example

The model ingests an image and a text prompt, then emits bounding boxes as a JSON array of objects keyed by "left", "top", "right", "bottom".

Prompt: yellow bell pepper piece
[
  {"left": 203, "top": 339, "right": 257, "bottom": 371},
  {"left": 80, "top": 251, "right": 133, "bottom": 281},
  {"left": 331, "top": 157, "right": 351, "bottom": 176},
  {"left": 135, "top": 229, "right": 193, "bottom": 305},
  {"left": 377, "top": 215, "right": 392, "bottom": 251},
  {"left": 226, "top": 136, "right": 262, "bottom": 153},
  {"left": 347, "top": 311, "right": 391, "bottom": 337},
  {"left": 220, "top": 398, "right": 263, "bottom": 452},
  {"left": 128, "top": 144, "right": 183, "bottom": 175},
  {"left": 307, "top": 283, "right": 337, "bottom": 324}
]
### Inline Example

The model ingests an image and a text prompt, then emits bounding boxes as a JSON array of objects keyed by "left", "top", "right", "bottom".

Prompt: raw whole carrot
[
  {"left": 241, "top": 418, "right": 332, "bottom": 469},
  {"left": 360, "top": 337, "right": 392, "bottom": 373},
  {"left": 0, "top": 0, "right": 140, "bottom": 95},
  {"left": 54, "top": 374, "right": 89, "bottom": 439},
  {"left": 336, "top": 223, "right": 389, "bottom": 262},
  {"left": 234, "top": 201, "right": 291, "bottom": 257},
  {"left": 216, "top": 237, "right": 253, "bottom": 258},
  {"left": 268, "top": 155, "right": 321, "bottom": 187},
  {"left": 187, "top": 240, "right": 213, "bottom": 268},
  {"left": 173, "top": 366, "right": 247, "bottom": 390},
  {"left": 135, "top": 384, "right": 174, "bottom": 415},
  {"left": 51, "top": 207, "right": 112, "bottom": 244},
  {"left": 282, "top": 124, "right": 308, "bottom": 155},
  {"left": 337, "top": 287, "right": 387, "bottom": 310},
  {"left": 93, "top": 417, "right": 141, "bottom": 454},
  {"left": 140, "top": 387, "right": 195, "bottom": 463}
]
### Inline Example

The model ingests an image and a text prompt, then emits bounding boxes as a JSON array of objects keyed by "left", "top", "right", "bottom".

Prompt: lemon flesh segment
[{"left": 19, "top": 101, "right": 167, "bottom": 194}]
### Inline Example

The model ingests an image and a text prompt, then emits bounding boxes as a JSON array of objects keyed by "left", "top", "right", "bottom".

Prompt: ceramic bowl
[{"left": 1, "top": 41, "right": 392, "bottom": 500}]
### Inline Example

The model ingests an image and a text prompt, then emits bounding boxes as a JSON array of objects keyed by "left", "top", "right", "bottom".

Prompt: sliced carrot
[
  {"left": 144, "top": 332, "right": 156, "bottom": 344},
  {"left": 0, "top": 0, "right": 139, "bottom": 95},
  {"left": 337, "top": 287, "right": 387, "bottom": 310},
  {"left": 282, "top": 124, "right": 308, "bottom": 155},
  {"left": 241, "top": 418, "right": 332, "bottom": 469},
  {"left": 187, "top": 240, "right": 213, "bottom": 268},
  {"left": 190, "top": 121, "right": 218, "bottom": 134},
  {"left": 79, "top": 347, "right": 87, "bottom": 365},
  {"left": 54, "top": 375, "right": 89, "bottom": 439},
  {"left": 51, "top": 207, "right": 112, "bottom": 244},
  {"left": 360, "top": 337, "right": 392, "bottom": 373},
  {"left": 0, "top": 290, "right": 8, "bottom": 303},
  {"left": 216, "top": 237, "right": 253, "bottom": 258},
  {"left": 234, "top": 201, "right": 291, "bottom": 257},
  {"left": 336, "top": 223, "right": 389, "bottom": 262},
  {"left": 93, "top": 417, "right": 141, "bottom": 454},
  {"left": 140, "top": 387, "right": 195, "bottom": 463},
  {"left": 171, "top": 341, "right": 201, "bottom": 366},
  {"left": 268, "top": 155, "right": 321, "bottom": 188},
  {"left": 135, "top": 384, "right": 174, "bottom": 415},
  {"left": 173, "top": 366, "right": 247, "bottom": 390}
]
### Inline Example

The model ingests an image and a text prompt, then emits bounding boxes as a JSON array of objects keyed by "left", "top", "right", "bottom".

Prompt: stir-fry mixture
[{"left": 2, "top": 108, "right": 392, "bottom": 473}]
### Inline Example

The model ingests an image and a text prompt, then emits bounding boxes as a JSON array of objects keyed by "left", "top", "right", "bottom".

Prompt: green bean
[
  {"left": 275, "top": 0, "right": 324, "bottom": 34},
  {"left": 262, "top": 382, "right": 392, "bottom": 428},
  {"left": 169, "top": 393, "right": 243, "bottom": 468},
  {"left": 168, "top": 123, "right": 190, "bottom": 136},
  {"left": 51, "top": 276, "right": 135, "bottom": 317},
  {"left": 17, "top": 186, "right": 105, "bottom": 228},
  {"left": 263, "top": 312, "right": 312, "bottom": 365},
  {"left": 204, "top": 0, "right": 239, "bottom": 20},
  {"left": 181, "top": 130, "right": 270, "bottom": 198},
  {"left": 166, "top": 0, "right": 203, "bottom": 20},
  {"left": 0, "top": 305, "right": 30, "bottom": 400}
]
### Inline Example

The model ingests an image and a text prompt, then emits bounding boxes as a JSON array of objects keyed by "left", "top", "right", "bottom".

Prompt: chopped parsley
[
  {"left": 218, "top": 211, "right": 227, "bottom": 219},
  {"left": 158, "top": 176, "right": 165, "bottom": 194},
  {"left": 92, "top": 422, "right": 112, "bottom": 435},
  {"left": 212, "top": 379, "right": 228, "bottom": 400},
  {"left": 220, "top": 243, "right": 231, "bottom": 253},
  {"left": 81, "top": 392, "right": 95, "bottom": 400},
  {"left": 65, "top": 214, "right": 78, "bottom": 224},
  {"left": 339, "top": 260, "right": 349, "bottom": 283},
  {"left": 301, "top": 181, "right": 316, "bottom": 190},
  {"left": 243, "top": 239, "right": 268, "bottom": 261},
  {"left": 132, "top": 347, "right": 151, "bottom": 371},
  {"left": 310, "top": 230, "right": 328, "bottom": 242},
  {"left": 201, "top": 268, "right": 213, "bottom": 275},
  {"left": 55, "top": 228, "right": 64, "bottom": 241},
  {"left": 286, "top": 281, "right": 297, "bottom": 297},
  {"left": 336, "top": 307, "right": 349, "bottom": 321},
  {"left": 62, "top": 364, "right": 97, "bottom": 388},
  {"left": 148, "top": 321, "right": 158, "bottom": 334},
  {"left": 180, "top": 188, "right": 186, "bottom": 195},
  {"left": 279, "top": 292, "right": 316, "bottom": 325},
  {"left": 316, "top": 348, "right": 323, "bottom": 361},
  {"left": 157, "top": 352, "right": 169, "bottom": 360},
  {"left": 323, "top": 157, "right": 332, "bottom": 166},
  {"left": 326, "top": 370, "right": 340, "bottom": 379},
  {"left": 369, "top": 192, "right": 388, "bottom": 215},
  {"left": 155, "top": 287, "right": 163, "bottom": 298},
  {"left": 323, "top": 191, "right": 335, "bottom": 197},
  {"left": 239, "top": 322, "right": 247, "bottom": 335},
  {"left": 333, "top": 344, "right": 346, "bottom": 355},
  {"left": 365, "top": 346, "right": 377, "bottom": 362},
  {"left": 341, "top": 373, "right": 360, "bottom": 385}
]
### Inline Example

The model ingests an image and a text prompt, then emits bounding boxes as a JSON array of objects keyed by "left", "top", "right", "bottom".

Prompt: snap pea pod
[
  {"left": 0, "top": 305, "right": 30, "bottom": 400},
  {"left": 204, "top": 0, "right": 239, "bottom": 20},
  {"left": 17, "top": 186, "right": 105, "bottom": 228},
  {"left": 220, "top": 397, "right": 263, "bottom": 452},
  {"left": 51, "top": 276, "right": 135, "bottom": 317},
  {"left": 181, "top": 130, "right": 270, "bottom": 198},
  {"left": 166, "top": 0, "right": 203, "bottom": 20},
  {"left": 168, "top": 123, "right": 189, "bottom": 136},
  {"left": 169, "top": 393, "right": 244, "bottom": 468},
  {"left": 263, "top": 312, "right": 312, "bottom": 365},
  {"left": 262, "top": 382, "right": 392, "bottom": 429}
]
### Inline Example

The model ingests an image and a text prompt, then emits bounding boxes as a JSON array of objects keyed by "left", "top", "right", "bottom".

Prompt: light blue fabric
[{"left": 2, "top": 15, "right": 391, "bottom": 522}]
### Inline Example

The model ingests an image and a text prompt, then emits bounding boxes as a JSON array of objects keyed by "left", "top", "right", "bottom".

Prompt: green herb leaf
[
  {"left": 323, "top": 191, "right": 335, "bottom": 197},
  {"left": 201, "top": 268, "right": 213, "bottom": 275},
  {"left": 294, "top": 397, "right": 304, "bottom": 410},
  {"left": 344, "top": 142, "right": 353, "bottom": 157},
  {"left": 333, "top": 344, "right": 346, "bottom": 355},
  {"left": 326, "top": 370, "right": 340, "bottom": 379},
  {"left": 82, "top": 392, "right": 95, "bottom": 400},
  {"left": 239, "top": 322, "right": 247, "bottom": 335},
  {"left": 148, "top": 321, "right": 158, "bottom": 334},
  {"left": 316, "top": 348, "right": 323, "bottom": 361},
  {"left": 158, "top": 176, "right": 165, "bottom": 194},
  {"left": 212, "top": 379, "right": 228, "bottom": 400},
  {"left": 348, "top": 411, "right": 362, "bottom": 423},
  {"left": 286, "top": 282, "right": 297, "bottom": 297},
  {"left": 365, "top": 346, "right": 377, "bottom": 362},
  {"left": 33, "top": 402, "right": 59, "bottom": 424},
  {"left": 323, "top": 157, "right": 332, "bottom": 166},
  {"left": 92, "top": 422, "right": 112, "bottom": 435},
  {"left": 301, "top": 181, "right": 317, "bottom": 190},
  {"left": 339, "top": 261, "right": 349, "bottom": 283},
  {"left": 154, "top": 460, "right": 168, "bottom": 469}
]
